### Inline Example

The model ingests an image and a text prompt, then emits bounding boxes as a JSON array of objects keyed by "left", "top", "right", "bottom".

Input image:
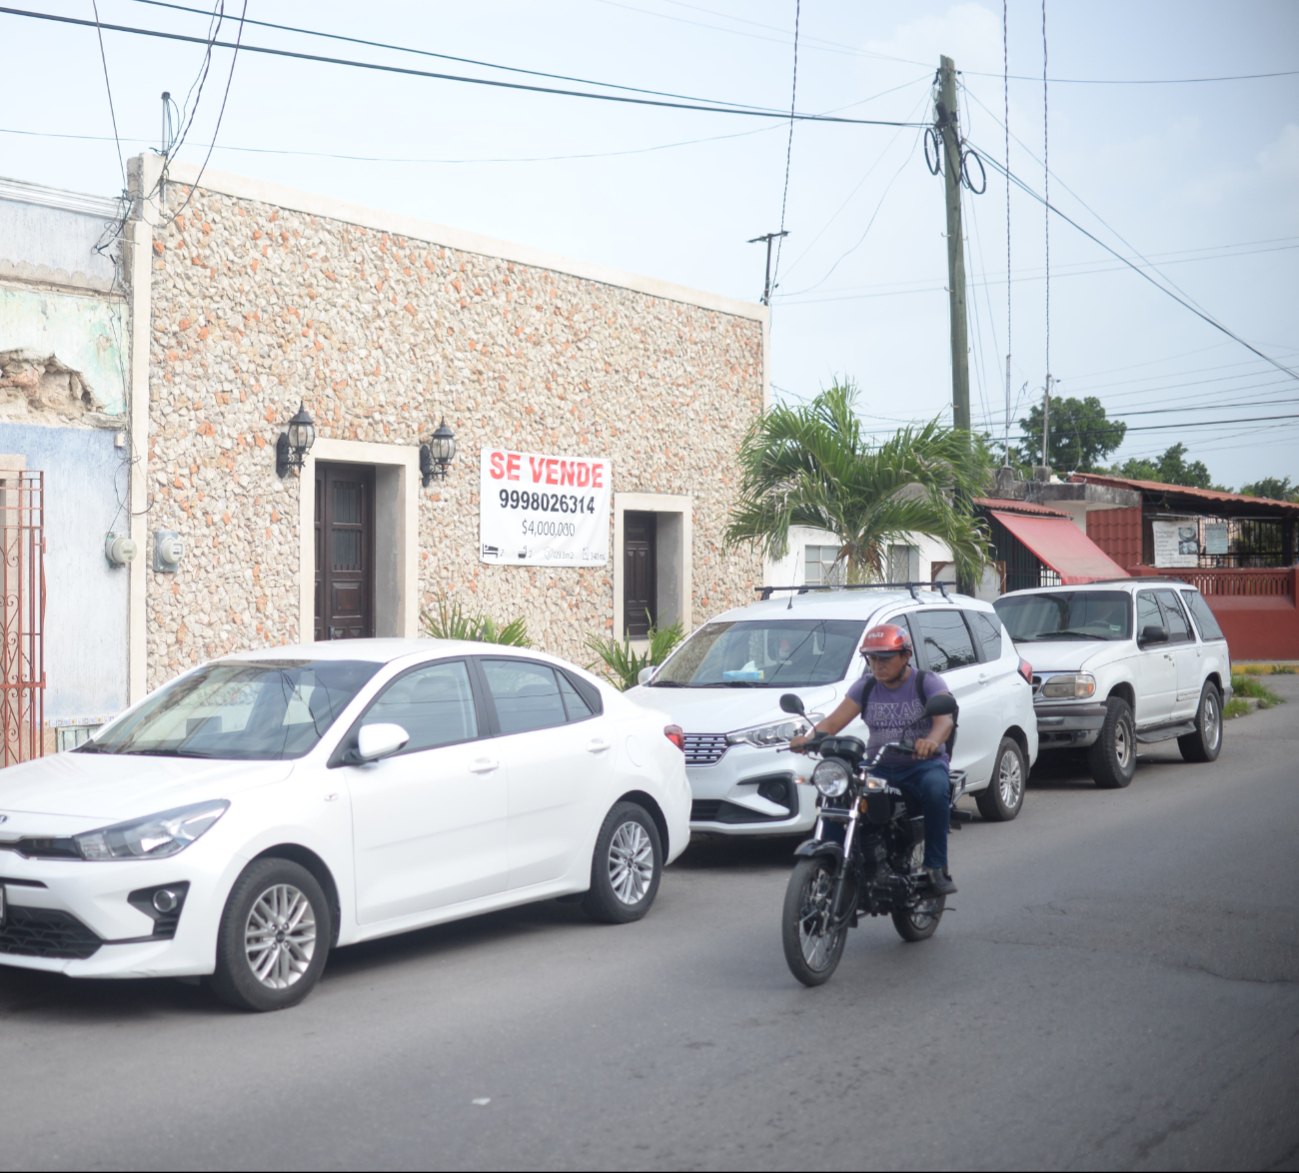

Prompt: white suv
[
  {"left": 628, "top": 584, "right": 1039, "bottom": 837},
  {"left": 993, "top": 579, "right": 1232, "bottom": 789}
]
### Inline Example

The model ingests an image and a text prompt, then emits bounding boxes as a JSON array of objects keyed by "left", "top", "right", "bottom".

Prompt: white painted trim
[
  {"left": 613, "top": 492, "right": 693, "bottom": 639},
  {"left": 0, "top": 175, "right": 126, "bottom": 219},
  {"left": 126, "top": 153, "right": 163, "bottom": 704},
  {"left": 158, "top": 158, "right": 768, "bottom": 324},
  {"left": 298, "top": 439, "right": 420, "bottom": 641}
]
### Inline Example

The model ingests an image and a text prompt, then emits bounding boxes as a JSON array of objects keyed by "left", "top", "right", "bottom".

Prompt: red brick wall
[{"left": 1087, "top": 507, "right": 1142, "bottom": 568}]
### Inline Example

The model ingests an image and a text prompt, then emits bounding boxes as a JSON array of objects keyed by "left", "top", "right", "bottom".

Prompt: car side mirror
[
  {"left": 779, "top": 693, "right": 805, "bottom": 715},
  {"left": 355, "top": 722, "right": 410, "bottom": 763},
  {"left": 637, "top": 666, "right": 657, "bottom": 686},
  {"left": 1140, "top": 625, "right": 1169, "bottom": 646},
  {"left": 923, "top": 693, "right": 958, "bottom": 718}
]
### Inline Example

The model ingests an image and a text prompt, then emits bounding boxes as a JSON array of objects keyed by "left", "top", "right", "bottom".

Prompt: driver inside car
[{"left": 790, "top": 623, "right": 958, "bottom": 896}]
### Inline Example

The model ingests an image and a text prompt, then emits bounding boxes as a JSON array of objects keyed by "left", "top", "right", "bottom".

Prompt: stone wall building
[{"left": 124, "top": 156, "right": 767, "bottom": 696}]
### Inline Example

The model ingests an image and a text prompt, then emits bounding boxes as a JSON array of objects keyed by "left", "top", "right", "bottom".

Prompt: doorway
[
  {"left": 315, "top": 462, "right": 375, "bottom": 640},
  {"left": 623, "top": 511, "right": 657, "bottom": 639}
]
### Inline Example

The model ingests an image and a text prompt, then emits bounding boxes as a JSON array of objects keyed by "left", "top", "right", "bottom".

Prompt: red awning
[{"left": 990, "top": 511, "right": 1128, "bottom": 585}]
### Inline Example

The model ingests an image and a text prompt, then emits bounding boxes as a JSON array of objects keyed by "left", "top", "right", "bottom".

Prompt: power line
[
  {"left": 1, "top": 7, "right": 928, "bottom": 127},
  {"left": 971, "top": 145, "right": 1299, "bottom": 383},
  {"left": 771, "top": 0, "right": 800, "bottom": 295},
  {"left": 90, "top": 0, "right": 125, "bottom": 187},
  {"left": 964, "top": 67, "right": 1299, "bottom": 84}
]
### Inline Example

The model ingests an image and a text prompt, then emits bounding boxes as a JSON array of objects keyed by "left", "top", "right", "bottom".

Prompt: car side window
[
  {"left": 1155, "top": 589, "right": 1194, "bottom": 643},
  {"left": 1181, "top": 590, "right": 1225, "bottom": 642},
  {"left": 481, "top": 659, "right": 569, "bottom": 734},
  {"left": 361, "top": 659, "right": 479, "bottom": 753},
  {"left": 1136, "top": 591, "right": 1163, "bottom": 638},
  {"left": 911, "top": 609, "right": 979, "bottom": 672},
  {"left": 968, "top": 610, "right": 1004, "bottom": 662},
  {"left": 557, "top": 672, "right": 595, "bottom": 722}
]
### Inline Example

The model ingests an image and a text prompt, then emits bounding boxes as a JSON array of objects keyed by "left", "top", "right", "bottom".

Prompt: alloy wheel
[
  {"left": 1204, "top": 692, "right": 1221, "bottom": 751},
  {"left": 998, "top": 750, "right": 1025, "bottom": 809},
  {"left": 608, "top": 820, "right": 654, "bottom": 905},
  {"left": 244, "top": 883, "right": 317, "bottom": 990},
  {"left": 1114, "top": 717, "right": 1132, "bottom": 769}
]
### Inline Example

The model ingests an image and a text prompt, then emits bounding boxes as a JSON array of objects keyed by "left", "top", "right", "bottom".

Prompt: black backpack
[{"left": 857, "top": 669, "right": 959, "bottom": 755}]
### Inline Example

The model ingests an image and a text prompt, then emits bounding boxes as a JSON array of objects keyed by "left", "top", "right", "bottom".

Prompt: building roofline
[
  {"left": 1071, "top": 472, "right": 1299, "bottom": 514},
  {"left": 974, "top": 497, "right": 1071, "bottom": 519},
  {"left": 157, "top": 158, "right": 768, "bottom": 324},
  {"left": 0, "top": 175, "right": 125, "bottom": 219}
]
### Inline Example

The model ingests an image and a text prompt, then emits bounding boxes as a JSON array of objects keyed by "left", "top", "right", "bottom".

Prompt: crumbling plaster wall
[{"left": 144, "top": 181, "right": 764, "bottom": 686}]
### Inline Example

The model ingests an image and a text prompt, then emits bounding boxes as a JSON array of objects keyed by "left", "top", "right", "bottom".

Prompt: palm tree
[{"left": 725, "top": 380, "right": 992, "bottom": 584}]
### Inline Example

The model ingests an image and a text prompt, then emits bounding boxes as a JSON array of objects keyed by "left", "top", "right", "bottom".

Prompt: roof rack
[{"left": 755, "top": 581, "right": 953, "bottom": 603}]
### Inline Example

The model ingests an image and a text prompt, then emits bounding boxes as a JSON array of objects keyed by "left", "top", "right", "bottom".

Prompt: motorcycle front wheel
[{"left": 782, "top": 856, "right": 849, "bottom": 986}]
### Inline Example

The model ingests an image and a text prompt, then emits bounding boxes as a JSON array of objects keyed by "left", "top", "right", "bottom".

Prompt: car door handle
[
  {"left": 469, "top": 757, "right": 501, "bottom": 774},
  {"left": 586, "top": 738, "right": 612, "bottom": 753},
  {"left": 977, "top": 673, "right": 991, "bottom": 686}
]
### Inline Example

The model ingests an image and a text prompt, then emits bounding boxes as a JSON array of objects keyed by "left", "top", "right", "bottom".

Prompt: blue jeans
[{"left": 873, "top": 759, "right": 951, "bottom": 870}]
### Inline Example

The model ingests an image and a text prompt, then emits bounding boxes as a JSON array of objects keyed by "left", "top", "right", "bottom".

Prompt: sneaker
[{"left": 926, "top": 868, "right": 958, "bottom": 896}]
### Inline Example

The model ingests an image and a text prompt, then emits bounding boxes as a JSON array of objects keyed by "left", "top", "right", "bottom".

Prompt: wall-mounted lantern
[
  {"left": 420, "top": 418, "right": 457, "bottom": 487},
  {"left": 276, "top": 402, "right": 316, "bottom": 477}
]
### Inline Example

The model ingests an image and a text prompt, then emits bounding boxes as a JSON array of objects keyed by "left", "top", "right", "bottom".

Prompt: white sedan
[{"left": 0, "top": 640, "right": 690, "bottom": 1011}]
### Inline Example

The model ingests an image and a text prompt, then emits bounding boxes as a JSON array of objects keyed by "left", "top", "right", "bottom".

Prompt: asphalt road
[{"left": 2, "top": 679, "right": 1297, "bottom": 1172}]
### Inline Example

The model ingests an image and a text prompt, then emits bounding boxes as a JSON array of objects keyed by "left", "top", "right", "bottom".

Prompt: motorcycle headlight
[
  {"left": 73, "top": 800, "right": 230, "bottom": 861},
  {"left": 726, "top": 714, "right": 822, "bottom": 749},
  {"left": 1040, "top": 672, "right": 1097, "bottom": 699},
  {"left": 811, "top": 759, "right": 851, "bottom": 798}
]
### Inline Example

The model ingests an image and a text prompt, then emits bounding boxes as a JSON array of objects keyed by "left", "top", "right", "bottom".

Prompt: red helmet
[{"left": 861, "top": 623, "right": 912, "bottom": 656}]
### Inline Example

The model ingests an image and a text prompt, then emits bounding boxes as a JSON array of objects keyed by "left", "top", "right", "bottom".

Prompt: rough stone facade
[{"left": 142, "top": 179, "right": 765, "bottom": 687}]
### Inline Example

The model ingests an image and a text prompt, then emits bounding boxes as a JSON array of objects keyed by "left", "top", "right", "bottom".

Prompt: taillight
[
  {"left": 664, "top": 725, "right": 685, "bottom": 751},
  {"left": 1018, "top": 658, "right": 1033, "bottom": 685}
]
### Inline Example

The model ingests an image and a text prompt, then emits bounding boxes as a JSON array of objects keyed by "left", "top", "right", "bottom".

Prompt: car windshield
[
  {"left": 995, "top": 591, "right": 1132, "bottom": 642},
  {"left": 650, "top": 619, "right": 865, "bottom": 688},
  {"left": 80, "top": 660, "right": 382, "bottom": 760}
]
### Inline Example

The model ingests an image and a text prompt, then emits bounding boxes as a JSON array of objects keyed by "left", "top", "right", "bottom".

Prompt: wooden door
[
  {"left": 623, "top": 511, "right": 657, "bottom": 639},
  {"left": 315, "top": 463, "right": 375, "bottom": 641}
]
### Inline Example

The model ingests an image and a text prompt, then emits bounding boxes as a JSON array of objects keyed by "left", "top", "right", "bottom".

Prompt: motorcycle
[{"left": 778, "top": 690, "right": 968, "bottom": 986}]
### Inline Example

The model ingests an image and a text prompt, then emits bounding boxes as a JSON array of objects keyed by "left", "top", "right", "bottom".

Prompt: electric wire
[
  {"left": 1042, "top": 0, "right": 1051, "bottom": 420},
  {"left": 771, "top": 0, "right": 800, "bottom": 296},
  {"left": 964, "top": 67, "right": 1299, "bottom": 84},
  {"left": 959, "top": 145, "right": 1299, "bottom": 383},
  {"left": 1003, "top": 0, "right": 1012, "bottom": 460},
  {"left": 90, "top": 0, "right": 126, "bottom": 188},
  {"left": 0, "top": 8, "right": 928, "bottom": 127}
]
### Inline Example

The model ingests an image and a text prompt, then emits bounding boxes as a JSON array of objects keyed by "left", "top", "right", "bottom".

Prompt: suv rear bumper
[{"left": 1035, "top": 701, "right": 1108, "bottom": 749}]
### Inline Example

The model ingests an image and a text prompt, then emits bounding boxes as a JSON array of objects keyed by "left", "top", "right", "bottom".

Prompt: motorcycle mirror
[
  {"left": 923, "top": 692, "right": 957, "bottom": 718},
  {"left": 779, "top": 693, "right": 805, "bottom": 715}
]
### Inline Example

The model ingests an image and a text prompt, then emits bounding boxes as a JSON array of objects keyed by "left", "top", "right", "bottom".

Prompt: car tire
[
  {"left": 209, "top": 858, "right": 332, "bottom": 1013},
  {"left": 1178, "top": 681, "right": 1223, "bottom": 763},
  {"left": 581, "top": 801, "right": 663, "bottom": 925},
  {"left": 975, "top": 737, "right": 1027, "bottom": 821},
  {"left": 1088, "top": 695, "right": 1136, "bottom": 789}
]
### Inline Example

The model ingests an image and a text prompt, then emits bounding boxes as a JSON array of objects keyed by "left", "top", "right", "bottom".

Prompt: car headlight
[
  {"left": 73, "top": 800, "right": 230, "bottom": 861},
  {"left": 1040, "top": 673, "right": 1097, "bottom": 699},
  {"left": 726, "top": 714, "right": 823, "bottom": 749},
  {"left": 811, "top": 759, "right": 851, "bottom": 798}
]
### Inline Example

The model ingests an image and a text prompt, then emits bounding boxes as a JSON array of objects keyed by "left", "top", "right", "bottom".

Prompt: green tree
[
  {"left": 1239, "top": 476, "right": 1298, "bottom": 503},
  {"left": 1019, "top": 395, "right": 1127, "bottom": 472},
  {"left": 1113, "top": 443, "right": 1227, "bottom": 491},
  {"left": 724, "top": 380, "right": 993, "bottom": 585}
]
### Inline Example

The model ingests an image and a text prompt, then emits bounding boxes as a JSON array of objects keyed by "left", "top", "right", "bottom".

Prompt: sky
[{"left": 3, "top": 0, "right": 1297, "bottom": 491}]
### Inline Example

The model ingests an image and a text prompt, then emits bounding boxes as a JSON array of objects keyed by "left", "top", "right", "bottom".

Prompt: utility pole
[
  {"left": 1041, "top": 375, "right": 1052, "bottom": 468},
  {"left": 936, "top": 56, "right": 970, "bottom": 435},
  {"left": 748, "top": 230, "right": 788, "bottom": 306}
]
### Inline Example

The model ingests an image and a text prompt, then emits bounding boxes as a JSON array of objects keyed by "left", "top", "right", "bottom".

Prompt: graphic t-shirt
[{"left": 846, "top": 667, "right": 952, "bottom": 768}]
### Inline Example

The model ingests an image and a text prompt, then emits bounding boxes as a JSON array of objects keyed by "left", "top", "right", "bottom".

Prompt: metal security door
[
  {"left": 623, "top": 511, "right": 657, "bottom": 639},
  {"left": 315, "top": 463, "right": 375, "bottom": 641},
  {"left": 1, "top": 471, "right": 44, "bottom": 765}
]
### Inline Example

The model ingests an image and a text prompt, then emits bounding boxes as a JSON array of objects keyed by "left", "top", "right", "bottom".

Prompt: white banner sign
[
  {"left": 1152, "top": 519, "right": 1199, "bottom": 568},
  {"left": 479, "top": 448, "right": 611, "bottom": 567}
]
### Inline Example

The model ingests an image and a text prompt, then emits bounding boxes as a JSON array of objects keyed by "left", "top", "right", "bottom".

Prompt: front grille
[
  {"left": 0, "top": 905, "right": 102, "bottom": 960},
  {"left": 682, "top": 733, "right": 729, "bottom": 766},
  {"left": 691, "top": 798, "right": 793, "bottom": 825}
]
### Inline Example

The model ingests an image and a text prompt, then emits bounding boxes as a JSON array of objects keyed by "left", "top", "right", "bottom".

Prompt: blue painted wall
[{"left": 0, "top": 422, "right": 129, "bottom": 721}]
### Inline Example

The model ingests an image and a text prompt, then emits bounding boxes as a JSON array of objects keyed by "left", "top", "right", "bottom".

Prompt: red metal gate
[{"left": 1, "top": 471, "right": 44, "bottom": 767}]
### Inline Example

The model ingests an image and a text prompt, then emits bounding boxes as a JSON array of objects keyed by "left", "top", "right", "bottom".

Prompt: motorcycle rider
[{"left": 790, "top": 623, "right": 958, "bottom": 896}]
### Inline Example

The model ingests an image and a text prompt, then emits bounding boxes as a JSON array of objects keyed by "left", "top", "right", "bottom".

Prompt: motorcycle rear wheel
[
  {"left": 892, "top": 842, "right": 945, "bottom": 942},
  {"left": 782, "top": 857, "right": 848, "bottom": 986}
]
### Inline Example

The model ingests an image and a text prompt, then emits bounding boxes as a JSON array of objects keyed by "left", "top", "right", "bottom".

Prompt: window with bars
[{"left": 804, "top": 545, "right": 844, "bottom": 586}]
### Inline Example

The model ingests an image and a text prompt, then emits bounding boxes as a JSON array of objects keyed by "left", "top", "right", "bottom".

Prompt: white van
[{"left": 628, "top": 584, "right": 1040, "bottom": 837}]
